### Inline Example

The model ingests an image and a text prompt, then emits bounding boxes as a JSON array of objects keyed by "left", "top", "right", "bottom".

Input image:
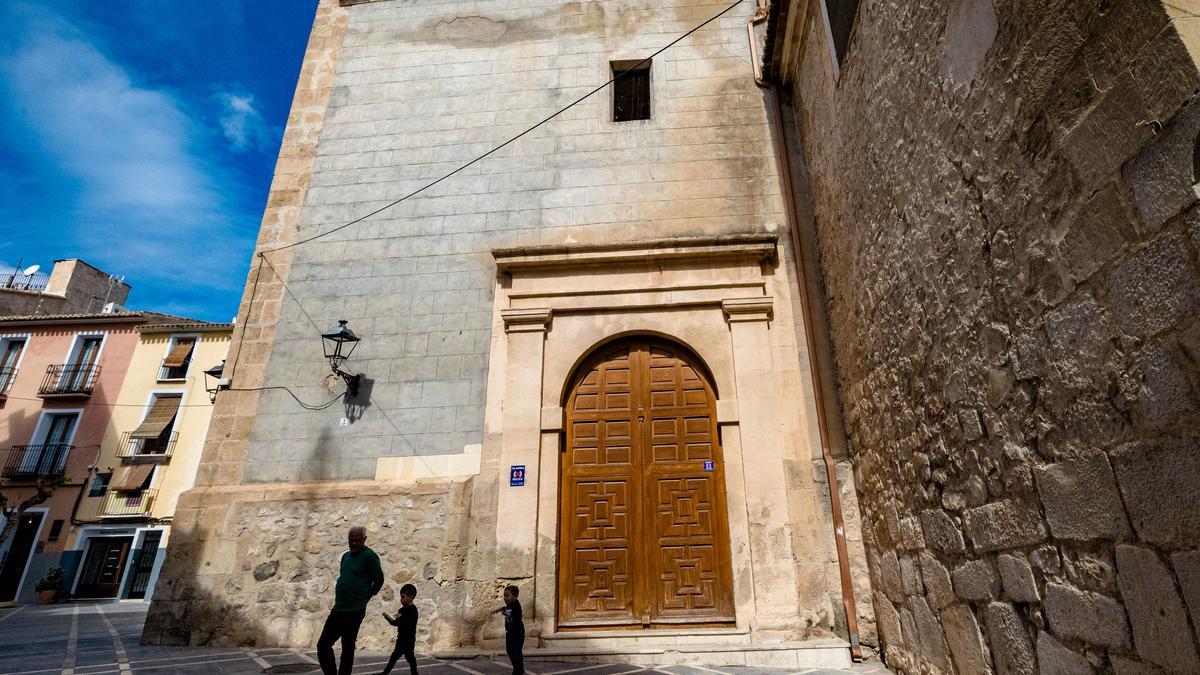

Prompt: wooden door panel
[{"left": 561, "top": 338, "right": 734, "bottom": 629}]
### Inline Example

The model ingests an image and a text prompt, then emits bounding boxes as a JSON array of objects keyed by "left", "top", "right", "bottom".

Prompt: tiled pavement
[{"left": 0, "top": 603, "right": 891, "bottom": 675}]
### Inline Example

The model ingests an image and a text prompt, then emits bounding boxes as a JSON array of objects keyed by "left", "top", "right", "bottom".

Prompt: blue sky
[{"left": 0, "top": 0, "right": 318, "bottom": 322}]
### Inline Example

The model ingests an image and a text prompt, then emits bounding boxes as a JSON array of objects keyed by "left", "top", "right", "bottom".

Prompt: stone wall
[
  {"left": 773, "top": 0, "right": 1200, "bottom": 672},
  {"left": 142, "top": 479, "right": 486, "bottom": 652}
]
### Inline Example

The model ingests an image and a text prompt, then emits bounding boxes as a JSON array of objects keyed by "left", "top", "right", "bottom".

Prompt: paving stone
[
  {"left": 997, "top": 553, "right": 1040, "bottom": 603},
  {"left": 940, "top": 605, "right": 990, "bottom": 675},
  {"left": 1043, "top": 582, "right": 1131, "bottom": 650},
  {"left": 1034, "top": 452, "right": 1131, "bottom": 541},
  {"left": 1035, "top": 631, "right": 1091, "bottom": 675},
  {"left": 1114, "top": 544, "right": 1200, "bottom": 671},
  {"left": 952, "top": 559, "right": 1000, "bottom": 602},
  {"left": 919, "top": 551, "right": 955, "bottom": 610},
  {"left": 984, "top": 602, "right": 1036, "bottom": 675},
  {"left": 963, "top": 501, "right": 1046, "bottom": 553},
  {"left": 1110, "top": 438, "right": 1200, "bottom": 548}
]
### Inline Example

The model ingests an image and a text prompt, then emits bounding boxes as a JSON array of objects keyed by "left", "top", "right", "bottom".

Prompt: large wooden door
[
  {"left": 76, "top": 537, "right": 132, "bottom": 598},
  {"left": 559, "top": 338, "right": 735, "bottom": 629}
]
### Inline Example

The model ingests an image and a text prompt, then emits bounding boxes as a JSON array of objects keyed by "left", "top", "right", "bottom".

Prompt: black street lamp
[
  {"left": 203, "top": 361, "right": 226, "bottom": 403},
  {"left": 321, "top": 320, "right": 362, "bottom": 397}
]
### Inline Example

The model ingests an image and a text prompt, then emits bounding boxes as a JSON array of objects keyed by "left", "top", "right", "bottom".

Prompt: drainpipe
[{"left": 747, "top": 6, "right": 862, "bottom": 661}]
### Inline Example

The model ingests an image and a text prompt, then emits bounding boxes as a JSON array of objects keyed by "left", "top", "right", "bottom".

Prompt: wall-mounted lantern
[
  {"left": 203, "top": 360, "right": 227, "bottom": 403},
  {"left": 321, "top": 319, "right": 362, "bottom": 397}
]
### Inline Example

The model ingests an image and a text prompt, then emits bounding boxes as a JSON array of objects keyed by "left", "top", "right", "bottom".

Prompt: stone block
[
  {"left": 1111, "top": 438, "right": 1200, "bottom": 548},
  {"left": 1036, "top": 631, "right": 1092, "bottom": 675},
  {"left": 900, "top": 554, "right": 923, "bottom": 597},
  {"left": 1034, "top": 452, "right": 1132, "bottom": 541},
  {"left": 921, "top": 551, "right": 956, "bottom": 609},
  {"left": 941, "top": 604, "right": 991, "bottom": 675},
  {"left": 984, "top": 602, "right": 1036, "bottom": 675},
  {"left": 1123, "top": 97, "right": 1200, "bottom": 231},
  {"left": 1109, "top": 656, "right": 1165, "bottom": 675},
  {"left": 997, "top": 553, "right": 1040, "bottom": 603},
  {"left": 879, "top": 550, "right": 904, "bottom": 603},
  {"left": 1044, "top": 292, "right": 1112, "bottom": 385},
  {"left": 1172, "top": 550, "right": 1200, "bottom": 644},
  {"left": 963, "top": 500, "right": 1046, "bottom": 552},
  {"left": 1129, "top": 340, "right": 1199, "bottom": 428},
  {"left": 953, "top": 559, "right": 1000, "bottom": 602},
  {"left": 1059, "top": 189, "right": 1138, "bottom": 281},
  {"left": 899, "top": 516, "right": 925, "bottom": 550},
  {"left": 911, "top": 596, "right": 952, "bottom": 673},
  {"left": 1104, "top": 236, "right": 1200, "bottom": 340},
  {"left": 874, "top": 592, "right": 905, "bottom": 650},
  {"left": 1043, "top": 582, "right": 1131, "bottom": 650},
  {"left": 1115, "top": 545, "right": 1200, "bottom": 671},
  {"left": 920, "top": 508, "right": 966, "bottom": 555}
]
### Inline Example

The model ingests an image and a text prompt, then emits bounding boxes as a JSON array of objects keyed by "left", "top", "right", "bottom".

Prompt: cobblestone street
[{"left": 0, "top": 603, "right": 890, "bottom": 675}]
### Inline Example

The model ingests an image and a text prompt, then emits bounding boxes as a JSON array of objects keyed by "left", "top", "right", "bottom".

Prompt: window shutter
[
  {"left": 163, "top": 339, "right": 196, "bottom": 368},
  {"left": 129, "top": 396, "right": 182, "bottom": 439}
]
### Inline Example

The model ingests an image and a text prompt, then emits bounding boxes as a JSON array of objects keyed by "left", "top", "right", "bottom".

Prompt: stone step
[{"left": 435, "top": 637, "right": 853, "bottom": 668}]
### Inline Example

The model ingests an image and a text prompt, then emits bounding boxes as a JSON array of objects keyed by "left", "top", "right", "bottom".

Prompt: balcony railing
[
  {"left": 39, "top": 363, "right": 100, "bottom": 397},
  {"left": 0, "top": 366, "right": 15, "bottom": 397},
  {"left": 157, "top": 358, "right": 190, "bottom": 381},
  {"left": 2, "top": 444, "right": 71, "bottom": 479},
  {"left": 101, "top": 489, "right": 157, "bottom": 518},
  {"left": 2, "top": 271, "right": 49, "bottom": 293},
  {"left": 115, "top": 431, "right": 177, "bottom": 463}
]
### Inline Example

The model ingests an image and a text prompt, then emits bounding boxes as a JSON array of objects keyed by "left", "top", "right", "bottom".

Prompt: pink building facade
[{"left": 0, "top": 312, "right": 143, "bottom": 604}]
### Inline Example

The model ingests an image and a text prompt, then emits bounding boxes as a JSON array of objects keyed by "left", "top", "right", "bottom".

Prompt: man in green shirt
[{"left": 317, "top": 525, "right": 384, "bottom": 675}]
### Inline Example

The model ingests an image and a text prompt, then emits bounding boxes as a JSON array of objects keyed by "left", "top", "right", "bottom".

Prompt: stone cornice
[
  {"left": 501, "top": 307, "right": 553, "bottom": 333},
  {"left": 722, "top": 297, "right": 774, "bottom": 323}
]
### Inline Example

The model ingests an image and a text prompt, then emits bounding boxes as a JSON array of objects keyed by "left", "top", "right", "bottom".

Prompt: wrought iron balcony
[
  {"left": 39, "top": 363, "right": 100, "bottom": 397},
  {"left": 101, "top": 489, "right": 157, "bottom": 518},
  {"left": 0, "top": 366, "right": 15, "bottom": 397},
  {"left": 2, "top": 444, "right": 71, "bottom": 480},
  {"left": 115, "top": 431, "right": 177, "bottom": 463}
]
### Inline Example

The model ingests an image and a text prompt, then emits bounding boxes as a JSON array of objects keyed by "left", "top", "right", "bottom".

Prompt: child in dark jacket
[
  {"left": 379, "top": 584, "right": 419, "bottom": 675},
  {"left": 491, "top": 585, "right": 524, "bottom": 675}
]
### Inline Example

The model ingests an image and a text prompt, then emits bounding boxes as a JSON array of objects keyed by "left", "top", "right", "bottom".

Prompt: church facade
[{"left": 145, "top": 0, "right": 871, "bottom": 666}]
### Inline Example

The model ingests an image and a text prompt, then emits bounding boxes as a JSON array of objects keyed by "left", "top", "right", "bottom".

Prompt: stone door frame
[{"left": 482, "top": 234, "right": 805, "bottom": 639}]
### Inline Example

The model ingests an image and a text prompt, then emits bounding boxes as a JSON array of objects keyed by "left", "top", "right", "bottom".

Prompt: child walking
[
  {"left": 379, "top": 584, "right": 419, "bottom": 675},
  {"left": 491, "top": 585, "right": 524, "bottom": 675}
]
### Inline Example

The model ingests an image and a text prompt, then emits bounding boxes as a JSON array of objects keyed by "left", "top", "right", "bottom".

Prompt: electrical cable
[{"left": 260, "top": 0, "right": 746, "bottom": 254}]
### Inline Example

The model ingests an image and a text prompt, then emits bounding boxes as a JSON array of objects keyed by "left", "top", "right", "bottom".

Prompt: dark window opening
[
  {"left": 89, "top": 473, "right": 111, "bottom": 497},
  {"left": 825, "top": 0, "right": 861, "bottom": 65},
  {"left": 612, "top": 60, "right": 651, "bottom": 122},
  {"left": 47, "top": 520, "right": 64, "bottom": 541}
]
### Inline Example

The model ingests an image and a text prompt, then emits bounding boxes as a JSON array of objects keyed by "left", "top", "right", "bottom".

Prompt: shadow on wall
[{"left": 141, "top": 418, "right": 488, "bottom": 653}]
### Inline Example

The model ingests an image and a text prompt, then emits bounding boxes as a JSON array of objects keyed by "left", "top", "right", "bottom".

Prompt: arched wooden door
[{"left": 559, "top": 337, "right": 735, "bottom": 629}]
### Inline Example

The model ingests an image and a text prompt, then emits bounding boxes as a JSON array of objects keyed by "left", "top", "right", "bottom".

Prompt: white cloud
[
  {"left": 0, "top": 7, "right": 258, "bottom": 299},
  {"left": 219, "top": 92, "right": 272, "bottom": 153}
]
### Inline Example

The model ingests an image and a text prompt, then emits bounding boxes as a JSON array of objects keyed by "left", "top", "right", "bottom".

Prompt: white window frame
[
  {"left": 130, "top": 389, "right": 186, "bottom": 456},
  {"left": 0, "top": 333, "right": 31, "bottom": 394},
  {"left": 157, "top": 333, "right": 200, "bottom": 382},
  {"left": 56, "top": 332, "right": 107, "bottom": 389}
]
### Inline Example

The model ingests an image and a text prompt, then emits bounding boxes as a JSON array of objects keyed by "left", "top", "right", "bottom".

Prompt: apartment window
[
  {"left": 128, "top": 394, "right": 182, "bottom": 456},
  {"left": 159, "top": 336, "right": 196, "bottom": 381},
  {"left": 612, "top": 60, "right": 651, "bottom": 122},
  {"left": 16, "top": 411, "right": 79, "bottom": 476},
  {"left": 825, "top": 0, "right": 861, "bottom": 65},
  {"left": 46, "top": 520, "right": 64, "bottom": 541},
  {"left": 0, "top": 337, "right": 25, "bottom": 395},
  {"left": 89, "top": 472, "right": 111, "bottom": 497}
]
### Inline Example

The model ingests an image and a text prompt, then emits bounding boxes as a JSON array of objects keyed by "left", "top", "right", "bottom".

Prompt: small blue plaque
[
  {"left": 703, "top": 461, "right": 715, "bottom": 471},
  {"left": 510, "top": 465, "right": 526, "bottom": 486}
]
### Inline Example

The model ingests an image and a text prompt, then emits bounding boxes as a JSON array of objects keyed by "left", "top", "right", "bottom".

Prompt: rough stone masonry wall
[{"left": 781, "top": 0, "right": 1200, "bottom": 673}]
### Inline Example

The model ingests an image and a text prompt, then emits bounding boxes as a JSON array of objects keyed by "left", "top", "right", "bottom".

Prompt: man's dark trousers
[{"left": 317, "top": 609, "right": 366, "bottom": 675}]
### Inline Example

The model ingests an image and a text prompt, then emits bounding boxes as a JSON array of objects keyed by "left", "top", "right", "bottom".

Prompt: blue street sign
[
  {"left": 510, "top": 465, "right": 526, "bottom": 486},
  {"left": 703, "top": 461, "right": 715, "bottom": 471}
]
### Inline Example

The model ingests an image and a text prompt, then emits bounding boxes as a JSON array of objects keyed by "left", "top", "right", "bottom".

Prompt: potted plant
[{"left": 35, "top": 567, "right": 64, "bottom": 605}]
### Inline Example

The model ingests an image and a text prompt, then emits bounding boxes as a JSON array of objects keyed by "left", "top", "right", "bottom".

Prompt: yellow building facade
[{"left": 65, "top": 320, "right": 230, "bottom": 601}]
